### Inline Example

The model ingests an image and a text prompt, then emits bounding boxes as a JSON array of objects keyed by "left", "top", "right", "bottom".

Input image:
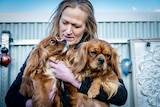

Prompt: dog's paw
[
  {"left": 87, "top": 88, "right": 99, "bottom": 98},
  {"left": 75, "top": 75, "right": 83, "bottom": 82}
]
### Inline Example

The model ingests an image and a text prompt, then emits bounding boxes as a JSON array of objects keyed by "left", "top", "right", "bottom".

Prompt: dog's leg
[
  {"left": 32, "top": 75, "right": 53, "bottom": 107},
  {"left": 53, "top": 93, "right": 63, "bottom": 107},
  {"left": 101, "top": 80, "right": 119, "bottom": 99},
  {"left": 87, "top": 77, "right": 101, "bottom": 98}
]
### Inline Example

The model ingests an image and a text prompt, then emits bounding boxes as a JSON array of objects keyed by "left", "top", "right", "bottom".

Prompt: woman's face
[{"left": 59, "top": 7, "right": 87, "bottom": 46}]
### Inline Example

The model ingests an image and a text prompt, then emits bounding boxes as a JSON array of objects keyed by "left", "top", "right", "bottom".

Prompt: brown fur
[
  {"left": 19, "top": 36, "right": 67, "bottom": 107},
  {"left": 67, "top": 39, "right": 122, "bottom": 107}
]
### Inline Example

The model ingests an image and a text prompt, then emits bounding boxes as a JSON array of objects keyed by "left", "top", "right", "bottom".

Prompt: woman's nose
[{"left": 66, "top": 25, "right": 72, "bottom": 34}]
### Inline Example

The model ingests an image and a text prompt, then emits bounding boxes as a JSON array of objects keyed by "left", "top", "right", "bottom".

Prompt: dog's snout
[
  {"left": 61, "top": 39, "right": 68, "bottom": 53},
  {"left": 98, "top": 58, "right": 104, "bottom": 64},
  {"left": 62, "top": 39, "right": 67, "bottom": 45}
]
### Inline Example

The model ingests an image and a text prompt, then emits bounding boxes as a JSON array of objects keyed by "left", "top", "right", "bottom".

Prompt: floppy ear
[
  {"left": 110, "top": 48, "right": 122, "bottom": 78},
  {"left": 72, "top": 42, "right": 88, "bottom": 73},
  {"left": 19, "top": 76, "right": 34, "bottom": 98},
  {"left": 23, "top": 46, "right": 49, "bottom": 78}
]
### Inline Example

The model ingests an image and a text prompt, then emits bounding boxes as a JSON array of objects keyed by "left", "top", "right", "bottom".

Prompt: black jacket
[{"left": 5, "top": 54, "right": 127, "bottom": 107}]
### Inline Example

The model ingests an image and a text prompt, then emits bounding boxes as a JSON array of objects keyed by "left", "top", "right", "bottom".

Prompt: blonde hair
[{"left": 48, "top": 0, "right": 97, "bottom": 42}]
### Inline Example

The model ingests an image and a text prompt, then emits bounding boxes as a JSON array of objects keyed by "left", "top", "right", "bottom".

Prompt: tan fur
[
  {"left": 19, "top": 36, "right": 67, "bottom": 107},
  {"left": 67, "top": 39, "right": 122, "bottom": 107}
]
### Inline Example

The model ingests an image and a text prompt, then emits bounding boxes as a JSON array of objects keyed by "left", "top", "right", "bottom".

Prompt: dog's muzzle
[
  {"left": 61, "top": 39, "right": 69, "bottom": 53},
  {"left": 98, "top": 58, "right": 104, "bottom": 65},
  {"left": 62, "top": 39, "right": 67, "bottom": 45}
]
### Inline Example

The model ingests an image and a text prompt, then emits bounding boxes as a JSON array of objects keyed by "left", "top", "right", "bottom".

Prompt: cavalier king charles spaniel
[
  {"left": 19, "top": 36, "right": 68, "bottom": 107},
  {"left": 66, "top": 38, "right": 122, "bottom": 107}
]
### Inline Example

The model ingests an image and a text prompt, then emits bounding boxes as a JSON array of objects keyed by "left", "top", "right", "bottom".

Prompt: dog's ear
[
  {"left": 19, "top": 76, "right": 34, "bottom": 98},
  {"left": 23, "top": 46, "right": 49, "bottom": 78},
  {"left": 72, "top": 42, "right": 88, "bottom": 73},
  {"left": 110, "top": 48, "right": 122, "bottom": 78}
]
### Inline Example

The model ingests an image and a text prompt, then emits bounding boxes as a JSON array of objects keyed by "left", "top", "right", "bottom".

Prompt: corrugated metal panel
[
  {"left": 0, "top": 45, "right": 34, "bottom": 107},
  {"left": 0, "top": 22, "right": 49, "bottom": 40},
  {"left": 1, "top": 21, "right": 159, "bottom": 40},
  {"left": 0, "top": 21, "right": 160, "bottom": 40},
  {"left": 97, "top": 21, "right": 160, "bottom": 39},
  {"left": 9, "top": 45, "right": 34, "bottom": 83}
]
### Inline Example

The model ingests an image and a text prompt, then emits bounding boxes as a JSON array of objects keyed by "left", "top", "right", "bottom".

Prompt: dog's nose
[
  {"left": 98, "top": 58, "right": 104, "bottom": 64},
  {"left": 62, "top": 39, "right": 67, "bottom": 45}
]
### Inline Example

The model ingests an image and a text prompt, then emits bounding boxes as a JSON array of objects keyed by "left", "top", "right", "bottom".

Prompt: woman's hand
[
  {"left": 49, "top": 88, "right": 57, "bottom": 103},
  {"left": 49, "top": 57, "right": 81, "bottom": 88},
  {"left": 25, "top": 99, "right": 32, "bottom": 107}
]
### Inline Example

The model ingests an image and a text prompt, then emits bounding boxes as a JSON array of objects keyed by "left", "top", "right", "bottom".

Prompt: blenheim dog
[
  {"left": 66, "top": 38, "right": 122, "bottom": 107},
  {"left": 19, "top": 36, "right": 68, "bottom": 107}
]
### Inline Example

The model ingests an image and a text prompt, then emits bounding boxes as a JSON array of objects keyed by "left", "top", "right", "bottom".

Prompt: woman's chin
[{"left": 67, "top": 42, "right": 74, "bottom": 46}]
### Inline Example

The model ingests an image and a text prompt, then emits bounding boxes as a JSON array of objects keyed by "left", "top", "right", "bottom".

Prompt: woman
[{"left": 5, "top": 0, "right": 127, "bottom": 107}]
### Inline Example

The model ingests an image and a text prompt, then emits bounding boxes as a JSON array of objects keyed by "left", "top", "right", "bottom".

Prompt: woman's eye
[
  {"left": 50, "top": 39, "right": 56, "bottom": 44},
  {"left": 74, "top": 25, "right": 80, "bottom": 28},
  {"left": 62, "top": 21, "right": 68, "bottom": 25}
]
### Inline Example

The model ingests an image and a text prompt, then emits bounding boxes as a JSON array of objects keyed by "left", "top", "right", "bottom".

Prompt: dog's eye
[
  {"left": 50, "top": 39, "right": 56, "bottom": 44},
  {"left": 105, "top": 54, "right": 111, "bottom": 59},
  {"left": 90, "top": 51, "right": 97, "bottom": 56}
]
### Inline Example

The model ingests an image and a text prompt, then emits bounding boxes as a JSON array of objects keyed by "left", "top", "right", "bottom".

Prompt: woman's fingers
[
  {"left": 49, "top": 67, "right": 56, "bottom": 74},
  {"left": 49, "top": 88, "right": 57, "bottom": 102},
  {"left": 49, "top": 57, "right": 59, "bottom": 63}
]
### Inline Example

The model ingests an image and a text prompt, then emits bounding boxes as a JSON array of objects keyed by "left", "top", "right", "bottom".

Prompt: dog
[
  {"left": 66, "top": 38, "right": 122, "bottom": 107},
  {"left": 19, "top": 36, "right": 68, "bottom": 107}
]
